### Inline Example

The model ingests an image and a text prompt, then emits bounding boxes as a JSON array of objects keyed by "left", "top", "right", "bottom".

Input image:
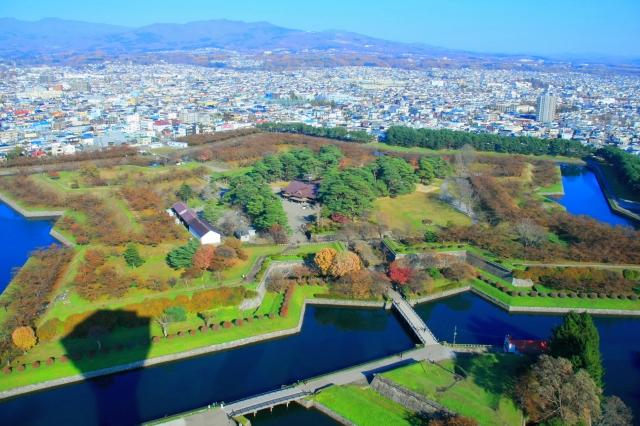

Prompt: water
[
  {"left": 557, "top": 165, "right": 637, "bottom": 228},
  {"left": 416, "top": 292, "right": 640, "bottom": 421},
  {"left": 0, "top": 202, "right": 57, "bottom": 293},
  {"left": 252, "top": 404, "right": 340, "bottom": 426},
  {"left": 0, "top": 306, "right": 416, "bottom": 426}
]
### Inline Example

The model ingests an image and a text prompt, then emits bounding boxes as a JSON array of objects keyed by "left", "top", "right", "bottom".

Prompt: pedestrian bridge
[{"left": 388, "top": 289, "right": 439, "bottom": 345}]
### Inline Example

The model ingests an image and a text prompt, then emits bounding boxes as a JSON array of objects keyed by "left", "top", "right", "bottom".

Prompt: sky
[{"left": 2, "top": 0, "right": 640, "bottom": 58}]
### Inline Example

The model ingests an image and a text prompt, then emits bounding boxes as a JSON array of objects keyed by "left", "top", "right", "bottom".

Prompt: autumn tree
[
  {"left": 328, "top": 251, "right": 362, "bottom": 278},
  {"left": 595, "top": 396, "right": 633, "bottom": 426},
  {"left": 517, "top": 355, "right": 601, "bottom": 425},
  {"left": 197, "top": 312, "right": 216, "bottom": 328},
  {"left": 314, "top": 247, "right": 338, "bottom": 275},
  {"left": 515, "top": 218, "right": 547, "bottom": 248},
  {"left": 12, "top": 326, "right": 37, "bottom": 352},
  {"left": 388, "top": 261, "right": 413, "bottom": 285},
  {"left": 193, "top": 245, "right": 215, "bottom": 270},
  {"left": 154, "top": 314, "right": 170, "bottom": 338}
]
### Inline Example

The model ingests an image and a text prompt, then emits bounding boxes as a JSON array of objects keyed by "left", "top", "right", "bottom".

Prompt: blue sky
[{"left": 2, "top": 0, "right": 639, "bottom": 57}]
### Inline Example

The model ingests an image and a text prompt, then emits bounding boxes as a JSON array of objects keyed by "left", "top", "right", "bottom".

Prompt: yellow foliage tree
[
  {"left": 12, "top": 326, "right": 37, "bottom": 352},
  {"left": 314, "top": 247, "right": 338, "bottom": 275},
  {"left": 329, "top": 251, "right": 362, "bottom": 278}
]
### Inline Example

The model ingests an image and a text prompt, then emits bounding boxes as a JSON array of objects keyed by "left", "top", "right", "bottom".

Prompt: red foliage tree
[{"left": 388, "top": 261, "right": 413, "bottom": 285}]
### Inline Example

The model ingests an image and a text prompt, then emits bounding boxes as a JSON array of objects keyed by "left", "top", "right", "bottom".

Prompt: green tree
[
  {"left": 202, "top": 201, "right": 225, "bottom": 224},
  {"left": 370, "top": 156, "right": 418, "bottom": 196},
  {"left": 166, "top": 239, "right": 199, "bottom": 269},
  {"left": 416, "top": 157, "right": 436, "bottom": 183},
  {"left": 123, "top": 244, "right": 145, "bottom": 268},
  {"left": 164, "top": 306, "right": 187, "bottom": 322},
  {"left": 549, "top": 312, "right": 604, "bottom": 387},
  {"left": 177, "top": 183, "right": 194, "bottom": 202}
]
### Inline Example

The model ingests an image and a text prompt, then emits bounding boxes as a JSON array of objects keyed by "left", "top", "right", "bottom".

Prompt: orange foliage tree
[
  {"left": 314, "top": 247, "right": 338, "bottom": 275},
  {"left": 193, "top": 245, "right": 215, "bottom": 270},
  {"left": 12, "top": 326, "right": 37, "bottom": 352},
  {"left": 328, "top": 251, "right": 362, "bottom": 278}
]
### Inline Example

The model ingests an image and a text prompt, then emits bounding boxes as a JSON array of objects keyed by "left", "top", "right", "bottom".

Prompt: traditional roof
[{"left": 282, "top": 181, "right": 317, "bottom": 200}]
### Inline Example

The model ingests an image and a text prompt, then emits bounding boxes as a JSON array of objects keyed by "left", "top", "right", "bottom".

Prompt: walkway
[
  {"left": 388, "top": 289, "right": 439, "bottom": 345},
  {"left": 221, "top": 344, "right": 453, "bottom": 417}
]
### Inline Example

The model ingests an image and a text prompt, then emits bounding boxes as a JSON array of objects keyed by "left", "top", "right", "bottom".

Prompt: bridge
[{"left": 388, "top": 288, "right": 439, "bottom": 345}]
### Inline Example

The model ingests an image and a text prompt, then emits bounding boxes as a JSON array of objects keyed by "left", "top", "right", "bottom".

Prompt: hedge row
[
  {"left": 478, "top": 276, "right": 639, "bottom": 300},
  {"left": 6, "top": 313, "right": 287, "bottom": 376}
]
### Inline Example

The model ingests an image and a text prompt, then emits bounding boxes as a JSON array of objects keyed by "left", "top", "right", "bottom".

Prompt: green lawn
[
  {"left": 472, "top": 279, "right": 640, "bottom": 310},
  {"left": 382, "top": 354, "right": 524, "bottom": 426},
  {"left": 313, "top": 385, "right": 414, "bottom": 426},
  {"left": 536, "top": 166, "right": 564, "bottom": 195},
  {"left": 2, "top": 285, "right": 326, "bottom": 392},
  {"left": 374, "top": 191, "right": 471, "bottom": 235}
]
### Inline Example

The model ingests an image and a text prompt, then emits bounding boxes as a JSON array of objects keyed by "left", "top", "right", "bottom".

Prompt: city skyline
[{"left": 2, "top": 0, "right": 640, "bottom": 58}]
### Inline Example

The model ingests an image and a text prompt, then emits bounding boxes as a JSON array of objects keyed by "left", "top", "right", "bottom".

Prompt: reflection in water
[
  {"left": 557, "top": 165, "right": 637, "bottom": 228},
  {"left": 313, "top": 305, "right": 388, "bottom": 332},
  {"left": 416, "top": 292, "right": 640, "bottom": 422},
  {"left": 0, "top": 305, "right": 414, "bottom": 425},
  {"left": 252, "top": 403, "right": 340, "bottom": 426},
  {"left": 0, "top": 202, "right": 57, "bottom": 292}
]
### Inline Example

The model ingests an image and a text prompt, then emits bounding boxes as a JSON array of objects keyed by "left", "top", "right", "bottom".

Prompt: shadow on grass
[
  {"left": 61, "top": 310, "right": 151, "bottom": 425},
  {"left": 452, "top": 353, "right": 530, "bottom": 410}
]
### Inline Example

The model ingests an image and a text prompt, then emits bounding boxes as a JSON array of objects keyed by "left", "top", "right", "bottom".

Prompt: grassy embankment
[
  {"left": 381, "top": 354, "right": 524, "bottom": 426},
  {"left": 313, "top": 385, "right": 414, "bottom": 426}
]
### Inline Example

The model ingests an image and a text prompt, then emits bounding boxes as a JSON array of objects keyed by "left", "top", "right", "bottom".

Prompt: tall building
[{"left": 537, "top": 93, "right": 557, "bottom": 123}]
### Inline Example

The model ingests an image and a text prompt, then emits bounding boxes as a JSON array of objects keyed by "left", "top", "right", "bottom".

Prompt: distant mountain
[{"left": 0, "top": 17, "right": 449, "bottom": 58}]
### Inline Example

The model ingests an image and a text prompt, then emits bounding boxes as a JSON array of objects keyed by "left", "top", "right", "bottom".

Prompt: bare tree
[
  {"left": 154, "top": 314, "right": 170, "bottom": 338},
  {"left": 515, "top": 218, "right": 547, "bottom": 248}
]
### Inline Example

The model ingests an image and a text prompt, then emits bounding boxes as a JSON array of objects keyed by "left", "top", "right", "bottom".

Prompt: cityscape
[
  {"left": 2, "top": 63, "right": 640, "bottom": 158},
  {"left": 0, "top": 2, "right": 640, "bottom": 426}
]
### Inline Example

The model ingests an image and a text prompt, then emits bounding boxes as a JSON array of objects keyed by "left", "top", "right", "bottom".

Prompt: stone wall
[{"left": 370, "top": 375, "right": 449, "bottom": 416}]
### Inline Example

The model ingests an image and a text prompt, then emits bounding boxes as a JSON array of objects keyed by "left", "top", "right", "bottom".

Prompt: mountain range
[{"left": 0, "top": 17, "right": 449, "bottom": 58}]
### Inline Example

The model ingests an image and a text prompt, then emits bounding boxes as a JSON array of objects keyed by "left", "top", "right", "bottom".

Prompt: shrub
[
  {"left": 189, "top": 329, "right": 196, "bottom": 336},
  {"left": 16, "top": 365, "right": 25, "bottom": 372},
  {"left": 235, "top": 319, "right": 244, "bottom": 327},
  {"left": 198, "top": 325, "right": 207, "bottom": 332},
  {"left": 529, "top": 291, "right": 538, "bottom": 297},
  {"left": 567, "top": 292, "right": 576, "bottom": 298},
  {"left": 177, "top": 331, "right": 184, "bottom": 337},
  {"left": 630, "top": 294, "right": 639, "bottom": 301},
  {"left": 598, "top": 293, "right": 607, "bottom": 298},
  {"left": 618, "top": 294, "right": 627, "bottom": 300},
  {"left": 589, "top": 293, "right": 597, "bottom": 299},
  {"left": 31, "top": 361, "right": 41, "bottom": 369},
  {"left": 549, "top": 292, "right": 557, "bottom": 298},
  {"left": 579, "top": 293, "right": 588, "bottom": 298},
  {"left": 59, "top": 355, "right": 69, "bottom": 363},
  {"left": 268, "top": 313, "right": 276, "bottom": 320},
  {"left": 518, "top": 291, "right": 526, "bottom": 297},
  {"left": 558, "top": 293, "right": 566, "bottom": 298},
  {"left": 223, "top": 321, "right": 233, "bottom": 329},
  {"left": 46, "top": 357, "right": 55, "bottom": 366},
  {"left": 2, "top": 366, "right": 11, "bottom": 375},
  {"left": 151, "top": 336, "right": 161, "bottom": 343},
  {"left": 246, "top": 316, "right": 253, "bottom": 323},
  {"left": 211, "top": 324, "right": 220, "bottom": 331},
  {"left": 167, "top": 334, "right": 174, "bottom": 340}
]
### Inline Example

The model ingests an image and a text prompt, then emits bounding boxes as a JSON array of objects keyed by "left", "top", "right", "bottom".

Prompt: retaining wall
[{"left": 370, "top": 375, "right": 448, "bottom": 415}]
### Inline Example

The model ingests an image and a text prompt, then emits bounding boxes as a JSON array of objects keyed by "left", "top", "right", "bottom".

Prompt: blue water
[
  {"left": 252, "top": 404, "right": 339, "bottom": 426},
  {"left": 0, "top": 306, "right": 416, "bottom": 426},
  {"left": 0, "top": 202, "right": 57, "bottom": 292},
  {"left": 416, "top": 292, "right": 640, "bottom": 422},
  {"left": 557, "top": 165, "right": 638, "bottom": 228}
]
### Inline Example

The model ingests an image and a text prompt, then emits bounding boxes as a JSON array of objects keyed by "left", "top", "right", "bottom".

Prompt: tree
[
  {"left": 549, "top": 312, "right": 604, "bottom": 387},
  {"left": 328, "top": 251, "right": 362, "bottom": 278},
  {"left": 269, "top": 224, "right": 288, "bottom": 244},
  {"left": 197, "top": 312, "right": 217, "bottom": 328},
  {"left": 177, "top": 183, "right": 194, "bottom": 202},
  {"left": 193, "top": 245, "right": 215, "bottom": 270},
  {"left": 154, "top": 314, "right": 170, "bottom": 338},
  {"left": 202, "top": 201, "right": 225, "bottom": 224},
  {"left": 369, "top": 156, "right": 418, "bottom": 196},
  {"left": 266, "top": 269, "right": 290, "bottom": 293},
  {"left": 12, "top": 326, "right": 37, "bottom": 352},
  {"left": 388, "top": 261, "right": 413, "bottom": 285},
  {"left": 517, "top": 355, "right": 601, "bottom": 425},
  {"left": 515, "top": 218, "right": 547, "bottom": 248},
  {"left": 314, "top": 247, "right": 338, "bottom": 275},
  {"left": 167, "top": 239, "right": 199, "bottom": 269},
  {"left": 595, "top": 396, "right": 633, "bottom": 426},
  {"left": 164, "top": 306, "right": 187, "bottom": 322},
  {"left": 123, "top": 244, "right": 145, "bottom": 268}
]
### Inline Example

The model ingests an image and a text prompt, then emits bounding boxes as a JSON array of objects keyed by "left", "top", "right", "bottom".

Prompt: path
[
  {"left": 238, "top": 260, "right": 302, "bottom": 311},
  {"left": 514, "top": 262, "right": 640, "bottom": 270},
  {"left": 221, "top": 344, "right": 453, "bottom": 418},
  {"left": 388, "top": 288, "right": 439, "bottom": 345}
]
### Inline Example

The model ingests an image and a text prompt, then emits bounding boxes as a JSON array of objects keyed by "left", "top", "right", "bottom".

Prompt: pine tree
[
  {"left": 123, "top": 244, "right": 145, "bottom": 268},
  {"left": 166, "top": 239, "right": 199, "bottom": 269},
  {"left": 549, "top": 312, "right": 604, "bottom": 387}
]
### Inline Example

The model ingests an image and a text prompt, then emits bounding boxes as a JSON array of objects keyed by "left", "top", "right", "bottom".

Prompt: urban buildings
[{"left": 537, "top": 93, "right": 557, "bottom": 124}]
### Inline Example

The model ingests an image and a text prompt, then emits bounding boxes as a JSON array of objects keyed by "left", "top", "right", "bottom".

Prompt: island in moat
[{"left": 0, "top": 125, "right": 639, "bottom": 426}]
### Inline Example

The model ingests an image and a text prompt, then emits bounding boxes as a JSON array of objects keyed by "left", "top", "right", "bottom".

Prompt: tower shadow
[{"left": 61, "top": 310, "right": 151, "bottom": 425}]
